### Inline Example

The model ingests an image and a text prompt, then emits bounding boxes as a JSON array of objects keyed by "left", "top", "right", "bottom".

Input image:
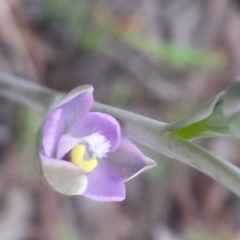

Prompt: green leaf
[
  {"left": 172, "top": 99, "right": 230, "bottom": 140},
  {"left": 223, "top": 77, "right": 240, "bottom": 137},
  {"left": 163, "top": 92, "right": 231, "bottom": 139},
  {"left": 165, "top": 92, "right": 223, "bottom": 131}
]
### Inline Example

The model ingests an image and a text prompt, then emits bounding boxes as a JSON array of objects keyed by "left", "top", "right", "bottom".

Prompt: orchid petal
[
  {"left": 83, "top": 163, "right": 125, "bottom": 201},
  {"left": 69, "top": 112, "right": 121, "bottom": 151},
  {"left": 104, "top": 138, "right": 156, "bottom": 181},
  {"left": 42, "top": 85, "right": 94, "bottom": 157},
  {"left": 59, "top": 91, "right": 94, "bottom": 133},
  {"left": 56, "top": 134, "right": 83, "bottom": 159},
  {"left": 42, "top": 108, "right": 63, "bottom": 157},
  {"left": 39, "top": 151, "right": 88, "bottom": 195},
  {"left": 55, "top": 85, "right": 94, "bottom": 110}
]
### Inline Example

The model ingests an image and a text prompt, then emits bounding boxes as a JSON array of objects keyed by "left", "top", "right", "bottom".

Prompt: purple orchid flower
[{"left": 39, "top": 85, "right": 156, "bottom": 201}]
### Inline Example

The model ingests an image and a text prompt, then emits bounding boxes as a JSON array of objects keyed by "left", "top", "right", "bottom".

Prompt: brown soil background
[{"left": 0, "top": 0, "right": 240, "bottom": 239}]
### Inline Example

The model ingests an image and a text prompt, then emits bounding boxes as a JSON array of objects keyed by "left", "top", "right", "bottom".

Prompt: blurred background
[{"left": 0, "top": 0, "right": 240, "bottom": 239}]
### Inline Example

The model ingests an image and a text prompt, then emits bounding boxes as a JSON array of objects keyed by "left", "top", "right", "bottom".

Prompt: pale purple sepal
[
  {"left": 105, "top": 138, "right": 156, "bottom": 181},
  {"left": 69, "top": 112, "right": 121, "bottom": 151},
  {"left": 40, "top": 151, "right": 88, "bottom": 195},
  {"left": 83, "top": 163, "right": 126, "bottom": 201}
]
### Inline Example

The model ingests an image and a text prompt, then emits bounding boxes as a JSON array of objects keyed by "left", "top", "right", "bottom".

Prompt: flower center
[
  {"left": 70, "top": 144, "right": 98, "bottom": 173},
  {"left": 84, "top": 132, "right": 110, "bottom": 159},
  {"left": 69, "top": 132, "right": 110, "bottom": 173}
]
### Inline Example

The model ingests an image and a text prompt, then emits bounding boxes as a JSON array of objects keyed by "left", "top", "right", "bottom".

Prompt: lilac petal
[
  {"left": 42, "top": 85, "right": 94, "bottom": 157},
  {"left": 39, "top": 151, "right": 88, "bottom": 195},
  {"left": 69, "top": 112, "right": 121, "bottom": 151},
  {"left": 83, "top": 163, "right": 125, "bottom": 201},
  {"left": 104, "top": 138, "right": 157, "bottom": 181},
  {"left": 58, "top": 89, "right": 94, "bottom": 133},
  {"left": 43, "top": 108, "right": 63, "bottom": 157},
  {"left": 55, "top": 85, "right": 94, "bottom": 110},
  {"left": 56, "top": 134, "right": 83, "bottom": 159}
]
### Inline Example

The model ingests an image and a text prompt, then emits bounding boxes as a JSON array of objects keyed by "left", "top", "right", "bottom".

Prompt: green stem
[
  {"left": 93, "top": 102, "right": 240, "bottom": 197},
  {"left": 0, "top": 72, "right": 62, "bottom": 113}
]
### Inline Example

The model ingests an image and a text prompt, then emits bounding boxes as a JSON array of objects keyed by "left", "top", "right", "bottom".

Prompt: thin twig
[{"left": 0, "top": 72, "right": 61, "bottom": 113}]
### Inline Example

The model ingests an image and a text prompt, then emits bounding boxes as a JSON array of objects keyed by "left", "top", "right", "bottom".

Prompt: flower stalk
[
  {"left": 93, "top": 102, "right": 240, "bottom": 197},
  {"left": 0, "top": 72, "right": 62, "bottom": 113}
]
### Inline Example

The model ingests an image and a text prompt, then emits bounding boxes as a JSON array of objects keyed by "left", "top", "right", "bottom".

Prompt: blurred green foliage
[
  {"left": 44, "top": 0, "right": 112, "bottom": 50},
  {"left": 43, "top": 0, "right": 225, "bottom": 70},
  {"left": 16, "top": 107, "right": 43, "bottom": 186},
  {"left": 17, "top": 107, "right": 43, "bottom": 150},
  {"left": 58, "top": 220, "right": 81, "bottom": 240},
  {"left": 187, "top": 226, "right": 232, "bottom": 240},
  {"left": 108, "top": 81, "right": 135, "bottom": 107}
]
